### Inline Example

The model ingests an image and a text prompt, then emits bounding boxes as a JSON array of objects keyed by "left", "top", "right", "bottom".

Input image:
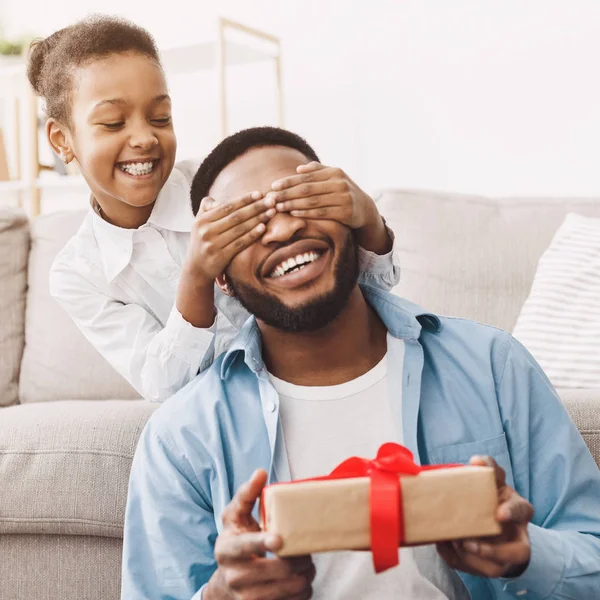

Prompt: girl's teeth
[{"left": 120, "top": 161, "right": 154, "bottom": 175}]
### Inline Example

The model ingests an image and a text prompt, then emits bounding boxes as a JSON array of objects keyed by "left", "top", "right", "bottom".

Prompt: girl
[{"left": 29, "top": 15, "right": 400, "bottom": 402}]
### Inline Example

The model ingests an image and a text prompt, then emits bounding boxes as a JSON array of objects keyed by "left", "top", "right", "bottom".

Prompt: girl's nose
[{"left": 129, "top": 124, "right": 158, "bottom": 151}]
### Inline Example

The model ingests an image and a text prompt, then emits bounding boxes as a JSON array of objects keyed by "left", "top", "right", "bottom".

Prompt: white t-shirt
[{"left": 269, "top": 336, "right": 468, "bottom": 600}]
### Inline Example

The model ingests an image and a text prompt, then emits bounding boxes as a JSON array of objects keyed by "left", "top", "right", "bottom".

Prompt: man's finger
[
  {"left": 461, "top": 538, "right": 531, "bottom": 567},
  {"left": 221, "top": 469, "right": 268, "bottom": 527},
  {"left": 215, "top": 531, "right": 281, "bottom": 564},
  {"left": 497, "top": 493, "right": 534, "bottom": 524},
  {"left": 439, "top": 541, "right": 510, "bottom": 578},
  {"left": 225, "top": 555, "right": 314, "bottom": 587},
  {"left": 469, "top": 455, "right": 506, "bottom": 489}
]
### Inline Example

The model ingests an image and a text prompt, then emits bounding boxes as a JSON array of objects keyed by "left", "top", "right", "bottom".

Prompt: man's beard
[{"left": 227, "top": 230, "right": 359, "bottom": 333}]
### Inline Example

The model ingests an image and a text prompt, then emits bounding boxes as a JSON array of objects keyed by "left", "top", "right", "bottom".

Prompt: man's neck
[{"left": 259, "top": 286, "right": 388, "bottom": 386}]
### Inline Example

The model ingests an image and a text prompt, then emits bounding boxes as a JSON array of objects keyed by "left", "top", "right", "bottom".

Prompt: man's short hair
[{"left": 190, "top": 126, "right": 320, "bottom": 216}]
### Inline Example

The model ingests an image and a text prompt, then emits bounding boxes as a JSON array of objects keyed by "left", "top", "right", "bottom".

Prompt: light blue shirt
[{"left": 121, "top": 286, "right": 600, "bottom": 600}]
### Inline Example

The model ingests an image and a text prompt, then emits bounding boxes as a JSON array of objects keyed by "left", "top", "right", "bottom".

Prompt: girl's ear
[
  {"left": 216, "top": 273, "right": 235, "bottom": 297},
  {"left": 46, "top": 119, "right": 74, "bottom": 164}
]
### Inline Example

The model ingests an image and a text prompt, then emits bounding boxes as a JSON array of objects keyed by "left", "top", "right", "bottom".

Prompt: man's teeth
[
  {"left": 271, "top": 251, "right": 321, "bottom": 278},
  {"left": 119, "top": 161, "right": 155, "bottom": 176}
]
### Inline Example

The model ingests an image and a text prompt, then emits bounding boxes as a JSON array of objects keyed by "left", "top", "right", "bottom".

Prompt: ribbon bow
[{"left": 323, "top": 443, "right": 453, "bottom": 573}]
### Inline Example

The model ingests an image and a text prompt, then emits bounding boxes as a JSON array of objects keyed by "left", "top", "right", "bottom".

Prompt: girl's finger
[
  {"left": 199, "top": 196, "right": 216, "bottom": 212},
  {"left": 216, "top": 213, "right": 274, "bottom": 249},
  {"left": 203, "top": 191, "right": 266, "bottom": 225},
  {"left": 271, "top": 166, "right": 332, "bottom": 191},
  {"left": 289, "top": 206, "right": 351, "bottom": 223},
  {"left": 222, "top": 222, "right": 267, "bottom": 258},
  {"left": 296, "top": 161, "right": 324, "bottom": 173},
  {"left": 270, "top": 180, "right": 341, "bottom": 203},
  {"left": 211, "top": 197, "right": 276, "bottom": 235},
  {"left": 275, "top": 193, "right": 342, "bottom": 213}
]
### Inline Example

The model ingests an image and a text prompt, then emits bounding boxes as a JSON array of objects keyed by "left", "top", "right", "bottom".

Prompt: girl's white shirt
[{"left": 49, "top": 161, "right": 401, "bottom": 403}]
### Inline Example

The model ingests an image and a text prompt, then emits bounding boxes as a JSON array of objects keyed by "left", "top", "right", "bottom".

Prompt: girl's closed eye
[
  {"left": 102, "top": 122, "right": 125, "bottom": 130},
  {"left": 151, "top": 117, "right": 172, "bottom": 126}
]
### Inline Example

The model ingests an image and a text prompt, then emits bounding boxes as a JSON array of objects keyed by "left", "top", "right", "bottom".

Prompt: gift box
[{"left": 261, "top": 443, "right": 501, "bottom": 572}]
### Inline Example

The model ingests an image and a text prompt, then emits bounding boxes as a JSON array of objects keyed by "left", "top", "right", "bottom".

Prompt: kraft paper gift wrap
[{"left": 260, "top": 444, "right": 501, "bottom": 572}]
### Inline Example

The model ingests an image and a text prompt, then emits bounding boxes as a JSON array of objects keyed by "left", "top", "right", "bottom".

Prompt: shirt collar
[
  {"left": 219, "top": 285, "right": 441, "bottom": 380},
  {"left": 91, "top": 166, "right": 194, "bottom": 282}
]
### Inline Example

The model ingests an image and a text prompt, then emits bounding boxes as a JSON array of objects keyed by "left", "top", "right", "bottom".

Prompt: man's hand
[
  {"left": 269, "top": 163, "right": 392, "bottom": 254},
  {"left": 437, "top": 456, "right": 534, "bottom": 579},
  {"left": 204, "top": 470, "right": 315, "bottom": 600},
  {"left": 185, "top": 192, "right": 276, "bottom": 283}
]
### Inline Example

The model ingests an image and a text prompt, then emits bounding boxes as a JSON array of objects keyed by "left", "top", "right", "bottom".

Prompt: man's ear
[
  {"left": 46, "top": 119, "right": 74, "bottom": 164},
  {"left": 216, "top": 273, "right": 235, "bottom": 297}
]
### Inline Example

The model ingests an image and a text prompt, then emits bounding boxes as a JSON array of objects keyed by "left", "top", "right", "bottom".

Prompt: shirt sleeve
[
  {"left": 491, "top": 337, "right": 600, "bottom": 600},
  {"left": 120, "top": 422, "right": 217, "bottom": 600},
  {"left": 50, "top": 258, "right": 216, "bottom": 403},
  {"left": 356, "top": 224, "right": 401, "bottom": 291}
]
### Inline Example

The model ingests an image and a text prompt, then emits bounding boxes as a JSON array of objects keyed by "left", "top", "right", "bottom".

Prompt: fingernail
[
  {"left": 256, "top": 223, "right": 266, "bottom": 232},
  {"left": 265, "top": 534, "right": 280, "bottom": 550},
  {"left": 463, "top": 541, "right": 479, "bottom": 553},
  {"left": 264, "top": 197, "right": 275, "bottom": 207},
  {"left": 498, "top": 506, "right": 511, "bottom": 520},
  {"left": 271, "top": 182, "right": 282, "bottom": 191},
  {"left": 276, "top": 203, "right": 284, "bottom": 211},
  {"left": 251, "top": 191, "right": 262, "bottom": 200},
  {"left": 266, "top": 208, "right": 276, "bottom": 218}
]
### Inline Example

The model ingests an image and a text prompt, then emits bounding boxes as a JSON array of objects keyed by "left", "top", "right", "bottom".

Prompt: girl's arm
[
  {"left": 50, "top": 257, "right": 233, "bottom": 403},
  {"left": 356, "top": 219, "right": 401, "bottom": 291}
]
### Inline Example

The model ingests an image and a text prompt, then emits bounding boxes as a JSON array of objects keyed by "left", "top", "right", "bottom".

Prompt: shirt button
[
  {"left": 516, "top": 590, "right": 528, "bottom": 597},
  {"left": 266, "top": 402, "right": 276, "bottom": 413}
]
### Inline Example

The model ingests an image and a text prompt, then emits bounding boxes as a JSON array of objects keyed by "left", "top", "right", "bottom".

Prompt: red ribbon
[{"left": 263, "top": 443, "right": 459, "bottom": 573}]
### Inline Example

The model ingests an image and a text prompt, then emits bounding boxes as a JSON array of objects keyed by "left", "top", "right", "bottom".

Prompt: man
[{"left": 121, "top": 127, "right": 600, "bottom": 600}]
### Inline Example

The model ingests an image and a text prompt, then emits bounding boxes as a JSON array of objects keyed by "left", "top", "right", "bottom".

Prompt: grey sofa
[{"left": 0, "top": 189, "right": 599, "bottom": 600}]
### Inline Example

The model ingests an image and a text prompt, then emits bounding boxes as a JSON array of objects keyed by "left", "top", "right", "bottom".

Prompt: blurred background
[{"left": 3, "top": 0, "right": 600, "bottom": 214}]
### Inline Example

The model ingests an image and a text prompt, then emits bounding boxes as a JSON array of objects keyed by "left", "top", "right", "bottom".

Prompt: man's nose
[{"left": 260, "top": 212, "right": 307, "bottom": 246}]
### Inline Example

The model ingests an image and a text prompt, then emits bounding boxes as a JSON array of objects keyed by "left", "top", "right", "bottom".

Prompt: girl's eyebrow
[{"left": 92, "top": 94, "right": 171, "bottom": 110}]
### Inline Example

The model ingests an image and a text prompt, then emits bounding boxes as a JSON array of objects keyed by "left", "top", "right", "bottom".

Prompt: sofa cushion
[
  {"left": 0, "top": 209, "right": 29, "bottom": 407},
  {"left": 0, "top": 400, "right": 157, "bottom": 536},
  {"left": 0, "top": 535, "right": 122, "bottom": 600},
  {"left": 19, "top": 210, "right": 139, "bottom": 402},
  {"left": 512, "top": 213, "right": 600, "bottom": 389},
  {"left": 377, "top": 189, "right": 600, "bottom": 332},
  {"left": 558, "top": 388, "right": 600, "bottom": 468}
]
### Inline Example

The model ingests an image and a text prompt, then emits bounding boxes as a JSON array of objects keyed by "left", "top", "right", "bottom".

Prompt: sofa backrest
[
  {"left": 376, "top": 189, "right": 600, "bottom": 332},
  {"left": 18, "top": 210, "right": 139, "bottom": 403},
  {"left": 0, "top": 209, "right": 29, "bottom": 407}
]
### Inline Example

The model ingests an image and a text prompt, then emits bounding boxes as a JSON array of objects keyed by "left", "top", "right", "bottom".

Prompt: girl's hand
[
  {"left": 185, "top": 191, "right": 276, "bottom": 282},
  {"left": 269, "top": 162, "right": 392, "bottom": 255},
  {"left": 269, "top": 162, "right": 380, "bottom": 230}
]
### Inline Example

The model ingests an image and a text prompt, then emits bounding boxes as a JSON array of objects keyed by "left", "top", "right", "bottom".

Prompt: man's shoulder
[
  {"left": 365, "top": 287, "right": 512, "bottom": 347},
  {"left": 366, "top": 288, "right": 514, "bottom": 376},
  {"left": 143, "top": 354, "right": 241, "bottom": 447}
]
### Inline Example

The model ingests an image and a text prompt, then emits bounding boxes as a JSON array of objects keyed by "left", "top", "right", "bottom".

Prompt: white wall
[{"left": 3, "top": 0, "right": 600, "bottom": 204}]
